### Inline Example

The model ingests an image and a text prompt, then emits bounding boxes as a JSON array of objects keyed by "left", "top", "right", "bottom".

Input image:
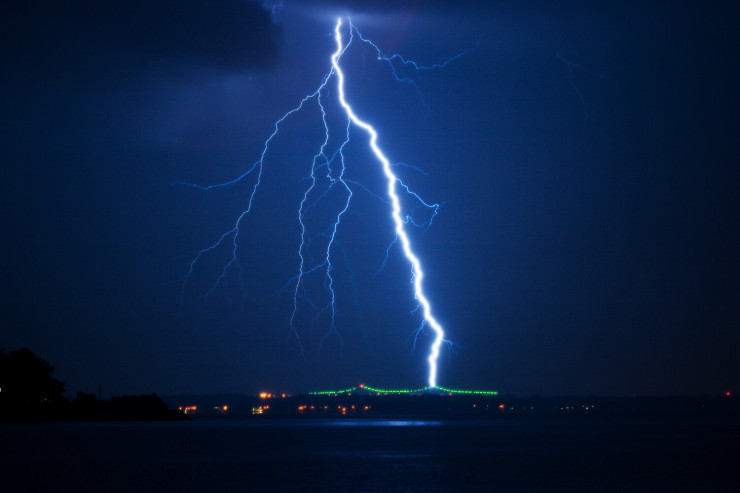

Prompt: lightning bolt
[
  {"left": 330, "top": 19, "right": 445, "bottom": 387},
  {"left": 179, "top": 17, "right": 471, "bottom": 389}
]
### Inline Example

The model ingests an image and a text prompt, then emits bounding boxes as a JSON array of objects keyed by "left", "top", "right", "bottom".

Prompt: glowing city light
[{"left": 180, "top": 17, "right": 475, "bottom": 388}]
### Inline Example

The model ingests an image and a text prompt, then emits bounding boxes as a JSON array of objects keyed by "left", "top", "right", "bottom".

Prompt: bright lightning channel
[
  {"left": 180, "top": 17, "right": 467, "bottom": 389},
  {"left": 331, "top": 19, "right": 445, "bottom": 388}
]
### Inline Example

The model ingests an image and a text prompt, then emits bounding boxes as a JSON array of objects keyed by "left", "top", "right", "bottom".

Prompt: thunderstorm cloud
[{"left": 2, "top": 0, "right": 282, "bottom": 74}]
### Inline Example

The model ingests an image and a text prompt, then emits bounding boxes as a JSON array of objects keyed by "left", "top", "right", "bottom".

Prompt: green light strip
[
  {"left": 436, "top": 386, "right": 498, "bottom": 395},
  {"left": 308, "top": 387, "right": 357, "bottom": 395},
  {"left": 362, "top": 385, "right": 430, "bottom": 394},
  {"left": 307, "top": 385, "right": 498, "bottom": 396}
]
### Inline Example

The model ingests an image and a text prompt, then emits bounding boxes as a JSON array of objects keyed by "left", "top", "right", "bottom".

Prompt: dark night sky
[{"left": 2, "top": 1, "right": 738, "bottom": 397}]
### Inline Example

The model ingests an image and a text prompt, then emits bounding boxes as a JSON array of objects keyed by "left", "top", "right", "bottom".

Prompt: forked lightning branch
[{"left": 180, "top": 18, "right": 471, "bottom": 388}]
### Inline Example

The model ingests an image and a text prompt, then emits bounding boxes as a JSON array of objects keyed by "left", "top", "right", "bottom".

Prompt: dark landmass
[
  {"left": 4, "top": 347, "right": 736, "bottom": 421},
  {"left": 0, "top": 348, "right": 186, "bottom": 421},
  {"left": 62, "top": 392, "right": 188, "bottom": 421},
  {"left": 164, "top": 391, "right": 739, "bottom": 419}
]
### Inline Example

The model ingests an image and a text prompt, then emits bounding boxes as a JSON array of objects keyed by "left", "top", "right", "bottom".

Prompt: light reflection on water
[
  {"left": 314, "top": 450, "right": 433, "bottom": 459},
  {"left": 179, "top": 418, "right": 448, "bottom": 428},
  {"left": 2, "top": 417, "right": 736, "bottom": 492},
  {"left": 325, "top": 419, "right": 443, "bottom": 427}
]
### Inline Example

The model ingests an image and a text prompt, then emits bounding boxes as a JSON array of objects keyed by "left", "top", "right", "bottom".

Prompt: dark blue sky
[{"left": 2, "top": 1, "right": 738, "bottom": 397}]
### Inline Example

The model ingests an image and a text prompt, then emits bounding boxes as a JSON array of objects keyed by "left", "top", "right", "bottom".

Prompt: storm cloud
[{"left": 3, "top": 0, "right": 282, "bottom": 74}]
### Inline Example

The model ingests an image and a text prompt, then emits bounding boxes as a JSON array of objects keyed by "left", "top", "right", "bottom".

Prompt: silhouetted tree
[
  {"left": 1, "top": 348, "right": 186, "bottom": 421},
  {"left": 0, "top": 348, "right": 67, "bottom": 419}
]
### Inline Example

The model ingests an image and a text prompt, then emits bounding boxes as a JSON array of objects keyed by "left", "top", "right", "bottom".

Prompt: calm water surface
[{"left": 1, "top": 417, "right": 737, "bottom": 492}]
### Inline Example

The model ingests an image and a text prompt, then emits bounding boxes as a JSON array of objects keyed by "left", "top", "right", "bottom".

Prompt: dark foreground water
[{"left": 1, "top": 417, "right": 737, "bottom": 492}]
